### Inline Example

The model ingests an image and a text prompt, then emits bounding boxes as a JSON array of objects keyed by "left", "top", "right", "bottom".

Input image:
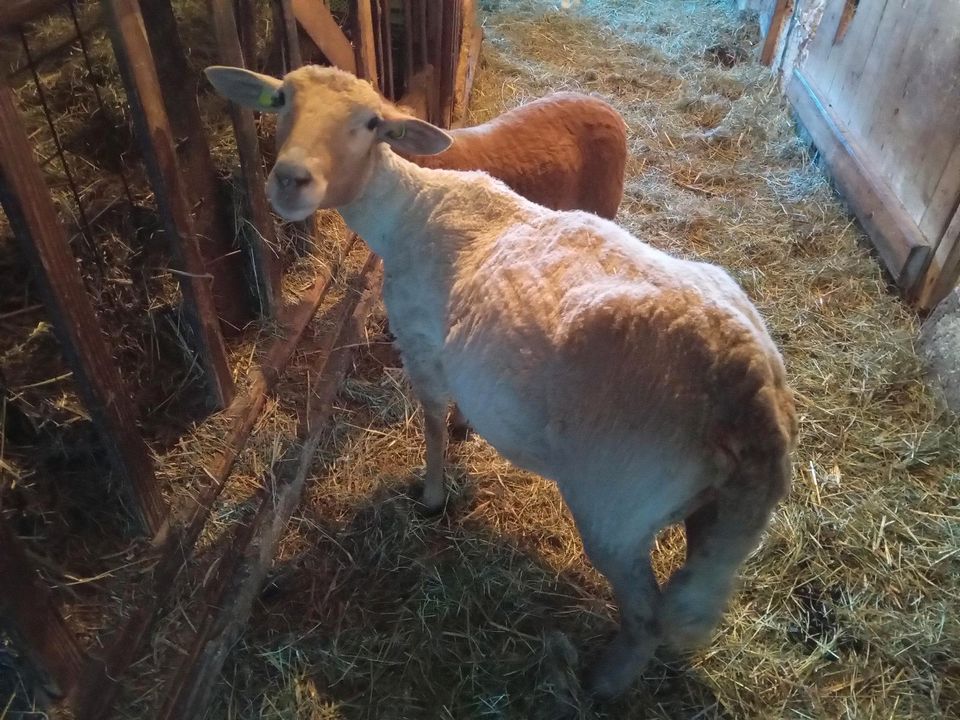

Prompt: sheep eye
[{"left": 366, "top": 116, "right": 380, "bottom": 131}]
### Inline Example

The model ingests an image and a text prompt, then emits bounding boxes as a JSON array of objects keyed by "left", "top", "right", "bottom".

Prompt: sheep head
[{"left": 204, "top": 65, "right": 452, "bottom": 221}]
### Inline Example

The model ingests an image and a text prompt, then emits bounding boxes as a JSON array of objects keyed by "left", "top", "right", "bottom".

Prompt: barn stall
[{"left": 1, "top": 0, "right": 958, "bottom": 718}]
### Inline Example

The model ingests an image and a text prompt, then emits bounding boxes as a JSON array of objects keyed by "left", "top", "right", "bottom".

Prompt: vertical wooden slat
[
  {"left": 209, "top": 0, "right": 283, "bottom": 318},
  {"left": 0, "top": 518, "right": 86, "bottom": 703},
  {"left": 379, "top": 0, "right": 394, "bottom": 98},
  {"left": 402, "top": 0, "right": 414, "bottom": 92},
  {"left": 414, "top": 0, "right": 427, "bottom": 70},
  {"left": 278, "top": 0, "right": 303, "bottom": 69},
  {"left": 103, "top": 0, "right": 235, "bottom": 409},
  {"left": 0, "top": 80, "right": 167, "bottom": 534},
  {"left": 355, "top": 0, "right": 379, "bottom": 85},
  {"left": 915, "top": 205, "right": 960, "bottom": 310},
  {"left": 234, "top": 0, "right": 257, "bottom": 69},
  {"left": 140, "top": 0, "right": 253, "bottom": 330},
  {"left": 760, "top": 0, "right": 792, "bottom": 66},
  {"left": 437, "top": 0, "right": 456, "bottom": 127}
]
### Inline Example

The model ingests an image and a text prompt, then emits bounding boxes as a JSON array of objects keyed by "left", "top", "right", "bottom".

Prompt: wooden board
[
  {"left": 0, "top": 0, "right": 67, "bottom": 30},
  {"left": 209, "top": 0, "right": 283, "bottom": 318},
  {"left": 787, "top": 69, "right": 930, "bottom": 289},
  {"left": 355, "top": 0, "right": 378, "bottom": 85},
  {"left": 760, "top": 0, "right": 792, "bottom": 66},
  {"left": 0, "top": 519, "right": 86, "bottom": 705},
  {"left": 290, "top": 0, "right": 356, "bottom": 73},
  {"left": 0, "top": 79, "right": 167, "bottom": 534},
  {"left": 915, "top": 204, "right": 960, "bottom": 310},
  {"left": 103, "top": 0, "right": 235, "bottom": 408},
  {"left": 140, "top": 0, "right": 252, "bottom": 330}
]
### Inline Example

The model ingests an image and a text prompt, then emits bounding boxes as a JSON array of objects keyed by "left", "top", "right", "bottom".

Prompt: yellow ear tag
[{"left": 257, "top": 88, "right": 277, "bottom": 108}]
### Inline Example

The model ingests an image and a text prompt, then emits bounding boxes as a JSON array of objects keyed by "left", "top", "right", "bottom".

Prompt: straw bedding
[{"left": 1, "top": 0, "right": 958, "bottom": 718}]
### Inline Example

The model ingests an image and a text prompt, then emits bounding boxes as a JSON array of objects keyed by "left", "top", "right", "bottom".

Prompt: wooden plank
[
  {"left": 921, "top": 138, "right": 960, "bottom": 243},
  {"left": 140, "top": 0, "right": 253, "bottom": 331},
  {"left": 787, "top": 69, "right": 930, "bottom": 290},
  {"left": 401, "top": 0, "right": 414, "bottom": 91},
  {"left": 451, "top": 0, "right": 480, "bottom": 125},
  {"left": 915, "top": 204, "right": 960, "bottom": 311},
  {"left": 0, "top": 518, "right": 86, "bottom": 705},
  {"left": 355, "top": 0, "right": 378, "bottom": 85},
  {"left": 209, "top": 0, "right": 283, "bottom": 318},
  {"left": 154, "top": 254, "right": 381, "bottom": 720},
  {"left": 796, "top": 0, "right": 847, "bottom": 89},
  {"left": 278, "top": 0, "right": 303, "bottom": 69},
  {"left": 70, "top": 235, "right": 356, "bottom": 720},
  {"left": 820, "top": 0, "right": 888, "bottom": 101},
  {"left": 0, "top": 0, "right": 66, "bottom": 30},
  {"left": 379, "top": 0, "right": 395, "bottom": 98},
  {"left": 760, "top": 0, "right": 792, "bottom": 66},
  {"left": 233, "top": 0, "right": 257, "bottom": 68},
  {"left": 103, "top": 0, "right": 235, "bottom": 408},
  {"left": 414, "top": 0, "right": 428, "bottom": 70},
  {"left": 290, "top": 0, "right": 356, "bottom": 73},
  {"left": 0, "top": 80, "right": 167, "bottom": 535}
]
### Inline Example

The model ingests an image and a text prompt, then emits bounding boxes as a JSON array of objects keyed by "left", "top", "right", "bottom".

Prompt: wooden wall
[{"left": 787, "top": 0, "right": 960, "bottom": 309}]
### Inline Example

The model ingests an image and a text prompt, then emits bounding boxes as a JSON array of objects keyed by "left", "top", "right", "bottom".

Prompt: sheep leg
[
  {"left": 662, "top": 493, "right": 776, "bottom": 651},
  {"left": 420, "top": 406, "right": 448, "bottom": 512},
  {"left": 402, "top": 357, "right": 449, "bottom": 512},
  {"left": 578, "top": 536, "right": 662, "bottom": 700}
]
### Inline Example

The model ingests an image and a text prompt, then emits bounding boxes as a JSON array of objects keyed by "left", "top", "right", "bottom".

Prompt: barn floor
[
  {"left": 153, "top": 2, "right": 957, "bottom": 718},
  {"left": 2, "top": 0, "right": 959, "bottom": 718}
]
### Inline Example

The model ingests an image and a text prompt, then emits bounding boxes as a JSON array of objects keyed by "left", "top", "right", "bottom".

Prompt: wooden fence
[{"left": 0, "top": 0, "right": 481, "bottom": 716}]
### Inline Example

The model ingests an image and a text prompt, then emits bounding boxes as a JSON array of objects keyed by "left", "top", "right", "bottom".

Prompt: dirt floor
[{"left": 2, "top": 0, "right": 959, "bottom": 718}]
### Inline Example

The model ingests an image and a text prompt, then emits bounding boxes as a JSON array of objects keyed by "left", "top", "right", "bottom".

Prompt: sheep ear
[
  {"left": 204, "top": 66, "right": 285, "bottom": 112},
  {"left": 376, "top": 115, "right": 453, "bottom": 155}
]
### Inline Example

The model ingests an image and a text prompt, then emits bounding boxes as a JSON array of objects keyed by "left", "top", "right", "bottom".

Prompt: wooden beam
[
  {"left": 452, "top": 0, "right": 481, "bottom": 126},
  {"left": 379, "top": 0, "right": 395, "bottom": 98},
  {"left": 71, "top": 236, "right": 357, "bottom": 720},
  {"left": 154, "top": 253, "right": 381, "bottom": 720},
  {"left": 290, "top": 0, "right": 356, "bottom": 73},
  {"left": 354, "top": 0, "right": 378, "bottom": 85},
  {"left": 760, "top": 0, "right": 792, "bottom": 66},
  {"left": 0, "top": 0, "right": 66, "bottom": 31},
  {"left": 915, "top": 204, "right": 960, "bottom": 311},
  {"left": 0, "top": 80, "right": 167, "bottom": 535},
  {"left": 401, "top": 0, "right": 414, "bottom": 91},
  {"left": 0, "top": 518, "right": 86, "bottom": 705},
  {"left": 786, "top": 69, "right": 931, "bottom": 291},
  {"left": 209, "top": 0, "right": 283, "bottom": 319},
  {"left": 140, "top": 0, "right": 253, "bottom": 331},
  {"left": 103, "top": 0, "right": 235, "bottom": 408}
]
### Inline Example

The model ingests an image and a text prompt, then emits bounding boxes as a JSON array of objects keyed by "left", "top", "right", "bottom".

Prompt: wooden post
[
  {"left": 139, "top": 0, "right": 254, "bottom": 330},
  {"left": 290, "top": 0, "right": 356, "bottom": 73},
  {"left": 278, "top": 0, "right": 302, "bottom": 69},
  {"left": 761, "top": 0, "right": 792, "bottom": 66},
  {"left": 0, "top": 519, "right": 87, "bottom": 704},
  {"left": 402, "top": 0, "right": 414, "bottom": 92},
  {"left": 355, "top": 0, "right": 379, "bottom": 85},
  {"left": 915, "top": 206, "right": 960, "bottom": 310},
  {"left": 103, "top": 0, "right": 235, "bottom": 408},
  {"left": 234, "top": 0, "right": 257, "bottom": 69},
  {"left": 378, "top": 0, "right": 394, "bottom": 98},
  {"left": 209, "top": 0, "right": 283, "bottom": 318},
  {"left": 0, "top": 80, "right": 167, "bottom": 534},
  {"left": 0, "top": 0, "right": 66, "bottom": 30}
]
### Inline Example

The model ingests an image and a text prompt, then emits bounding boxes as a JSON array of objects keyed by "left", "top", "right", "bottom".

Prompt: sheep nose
[{"left": 272, "top": 161, "right": 313, "bottom": 190}]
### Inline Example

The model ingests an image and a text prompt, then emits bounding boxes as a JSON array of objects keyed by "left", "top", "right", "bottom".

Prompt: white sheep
[
  {"left": 205, "top": 64, "right": 798, "bottom": 700},
  {"left": 400, "top": 88, "right": 629, "bottom": 437}
]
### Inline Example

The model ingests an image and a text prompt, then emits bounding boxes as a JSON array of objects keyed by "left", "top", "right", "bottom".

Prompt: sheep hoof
[
  {"left": 583, "top": 635, "right": 653, "bottom": 702},
  {"left": 418, "top": 484, "right": 447, "bottom": 516}
]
